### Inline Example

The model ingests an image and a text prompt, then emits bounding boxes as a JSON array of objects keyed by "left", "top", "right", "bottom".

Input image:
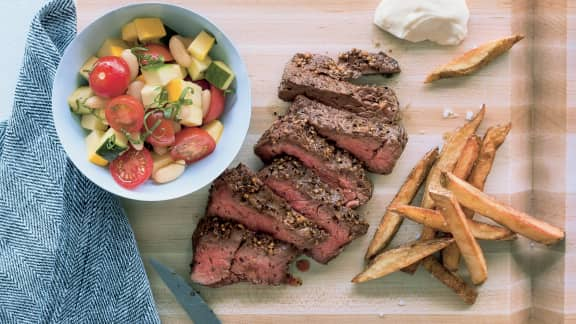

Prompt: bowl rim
[{"left": 51, "top": 2, "right": 251, "bottom": 201}]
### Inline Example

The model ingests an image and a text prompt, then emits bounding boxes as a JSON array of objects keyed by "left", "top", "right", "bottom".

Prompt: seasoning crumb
[
  {"left": 296, "top": 259, "right": 310, "bottom": 272},
  {"left": 398, "top": 299, "right": 406, "bottom": 307},
  {"left": 465, "top": 110, "right": 474, "bottom": 121},
  {"left": 378, "top": 312, "right": 385, "bottom": 318}
]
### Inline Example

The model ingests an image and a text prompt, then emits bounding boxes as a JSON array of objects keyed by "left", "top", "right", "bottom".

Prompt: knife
[{"left": 149, "top": 258, "right": 221, "bottom": 324}]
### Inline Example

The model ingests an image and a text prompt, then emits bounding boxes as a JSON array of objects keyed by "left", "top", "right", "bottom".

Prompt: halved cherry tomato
[
  {"left": 105, "top": 95, "right": 145, "bottom": 133},
  {"left": 203, "top": 84, "right": 225, "bottom": 124},
  {"left": 136, "top": 44, "right": 174, "bottom": 65},
  {"left": 145, "top": 111, "right": 175, "bottom": 147},
  {"left": 89, "top": 56, "right": 131, "bottom": 98},
  {"left": 170, "top": 127, "right": 216, "bottom": 164},
  {"left": 110, "top": 148, "right": 153, "bottom": 189}
]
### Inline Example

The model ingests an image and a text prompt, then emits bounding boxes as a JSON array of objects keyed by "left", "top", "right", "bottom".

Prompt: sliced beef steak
[
  {"left": 206, "top": 164, "right": 327, "bottom": 250},
  {"left": 288, "top": 95, "right": 407, "bottom": 174},
  {"left": 338, "top": 48, "right": 401, "bottom": 76},
  {"left": 254, "top": 113, "right": 373, "bottom": 207},
  {"left": 278, "top": 53, "right": 400, "bottom": 121},
  {"left": 259, "top": 157, "right": 369, "bottom": 263},
  {"left": 190, "top": 217, "right": 299, "bottom": 287}
]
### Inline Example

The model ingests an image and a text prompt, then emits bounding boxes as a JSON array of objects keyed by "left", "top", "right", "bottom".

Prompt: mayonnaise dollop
[{"left": 373, "top": 0, "right": 469, "bottom": 46}]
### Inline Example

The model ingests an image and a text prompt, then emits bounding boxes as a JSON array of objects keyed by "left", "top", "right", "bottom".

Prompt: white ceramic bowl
[{"left": 52, "top": 3, "right": 251, "bottom": 201}]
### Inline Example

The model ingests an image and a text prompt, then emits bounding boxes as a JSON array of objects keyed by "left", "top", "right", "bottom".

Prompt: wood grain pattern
[{"left": 74, "top": 0, "right": 571, "bottom": 322}]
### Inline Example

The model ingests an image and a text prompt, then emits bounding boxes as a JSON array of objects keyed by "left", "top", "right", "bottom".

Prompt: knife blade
[{"left": 149, "top": 258, "right": 221, "bottom": 324}]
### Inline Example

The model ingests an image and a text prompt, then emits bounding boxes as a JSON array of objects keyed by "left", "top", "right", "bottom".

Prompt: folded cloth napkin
[{"left": 0, "top": 1, "right": 159, "bottom": 322}]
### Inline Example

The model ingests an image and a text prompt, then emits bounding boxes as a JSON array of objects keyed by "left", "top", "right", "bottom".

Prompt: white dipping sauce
[{"left": 373, "top": 0, "right": 470, "bottom": 45}]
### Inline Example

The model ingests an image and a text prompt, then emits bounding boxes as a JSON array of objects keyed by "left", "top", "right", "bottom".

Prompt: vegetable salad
[{"left": 67, "top": 18, "right": 235, "bottom": 189}]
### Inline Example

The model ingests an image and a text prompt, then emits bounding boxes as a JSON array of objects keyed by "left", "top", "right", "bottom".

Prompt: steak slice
[
  {"left": 288, "top": 95, "right": 408, "bottom": 174},
  {"left": 338, "top": 48, "right": 401, "bottom": 76},
  {"left": 259, "top": 157, "right": 369, "bottom": 263},
  {"left": 190, "top": 217, "right": 300, "bottom": 287},
  {"left": 254, "top": 113, "right": 373, "bottom": 207},
  {"left": 206, "top": 164, "right": 327, "bottom": 250},
  {"left": 278, "top": 53, "right": 400, "bottom": 121}
]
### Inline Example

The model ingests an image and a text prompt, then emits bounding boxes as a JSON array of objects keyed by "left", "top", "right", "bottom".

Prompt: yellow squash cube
[
  {"left": 187, "top": 30, "right": 215, "bottom": 61},
  {"left": 121, "top": 22, "right": 138, "bottom": 43},
  {"left": 134, "top": 18, "right": 166, "bottom": 42},
  {"left": 166, "top": 79, "right": 183, "bottom": 103},
  {"left": 97, "top": 39, "right": 128, "bottom": 57}
]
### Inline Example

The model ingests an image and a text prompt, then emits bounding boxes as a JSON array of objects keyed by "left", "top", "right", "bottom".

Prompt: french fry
[
  {"left": 430, "top": 189, "right": 488, "bottom": 285},
  {"left": 442, "top": 171, "right": 565, "bottom": 245},
  {"left": 352, "top": 238, "right": 454, "bottom": 283},
  {"left": 425, "top": 35, "right": 524, "bottom": 83},
  {"left": 422, "top": 257, "right": 478, "bottom": 305},
  {"left": 466, "top": 123, "right": 512, "bottom": 198},
  {"left": 364, "top": 147, "right": 439, "bottom": 260},
  {"left": 443, "top": 135, "right": 481, "bottom": 271},
  {"left": 389, "top": 204, "right": 516, "bottom": 241},
  {"left": 405, "top": 106, "right": 485, "bottom": 273}
]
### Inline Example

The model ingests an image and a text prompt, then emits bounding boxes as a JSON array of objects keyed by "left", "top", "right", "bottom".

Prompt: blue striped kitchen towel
[{"left": 0, "top": 0, "right": 159, "bottom": 322}]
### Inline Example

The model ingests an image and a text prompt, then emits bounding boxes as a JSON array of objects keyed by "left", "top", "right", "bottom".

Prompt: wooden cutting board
[{"left": 77, "top": 0, "right": 574, "bottom": 323}]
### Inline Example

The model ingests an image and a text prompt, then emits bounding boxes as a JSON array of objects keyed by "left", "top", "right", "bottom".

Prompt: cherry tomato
[
  {"left": 136, "top": 44, "right": 174, "bottom": 65},
  {"left": 170, "top": 127, "right": 216, "bottom": 164},
  {"left": 145, "top": 111, "right": 175, "bottom": 147},
  {"left": 203, "top": 84, "right": 225, "bottom": 124},
  {"left": 105, "top": 95, "right": 145, "bottom": 133},
  {"left": 110, "top": 148, "right": 153, "bottom": 189},
  {"left": 89, "top": 56, "right": 131, "bottom": 98}
]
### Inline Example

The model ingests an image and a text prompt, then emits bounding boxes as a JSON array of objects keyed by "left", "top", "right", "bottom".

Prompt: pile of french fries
[{"left": 353, "top": 106, "right": 565, "bottom": 304}]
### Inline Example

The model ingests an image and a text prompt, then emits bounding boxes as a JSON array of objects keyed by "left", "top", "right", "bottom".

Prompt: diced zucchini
[
  {"left": 141, "top": 84, "right": 163, "bottom": 108},
  {"left": 182, "top": 81, "right": 202, "bottom": 107},
  {"left": 121, "top": 22, "right": 138, "bottom": 43},
  {"left": 178, "top": 105, "right": 203, "bottom": 127},
  {"left": 81, "top": 114, "right": 108, "bottom": 131},
  {"left": 134, "top": 18, "right": 166, "bottom": 42},
  {"left": 205, "top": 61, "right": 235, "bottom": 90},
  {"left": 85, "top": 130, "right": 108, "bottom": 166},
  {"left": 202, "top": 120, "right": 224, "bottom": 144},
  {"left": 187, "top": 55, "right": 212, "bottom": 81},
  {"left": 97, "top": 39, "right": 128, "bottom": 57},
  {"left": 79, "top": 56, "right": 98, "bottom": 81},
  {"left": 67, "top": 87, "right": 94, "bottom": 114},
  {"left": 142, "top": 64, "right": 183, "bottom": 86},
  {"left": 95, "top": 128, "right": 129, "bottom": 162},
  {"left": 92, "top": 108, "right": 108, "bottom": 125},
  {"left": 187, "top": 30, "right": 215, "bottom": 61},
  {"left": 180, "top": 65, "right": 188, "bottom": 80}
]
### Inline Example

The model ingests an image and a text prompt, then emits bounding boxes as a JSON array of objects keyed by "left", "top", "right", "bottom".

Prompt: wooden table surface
[{"left": 77, "top": 1, "right": 574, "bottom": 323}]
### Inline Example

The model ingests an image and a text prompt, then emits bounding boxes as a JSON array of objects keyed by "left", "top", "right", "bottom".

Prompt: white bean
[
  {"left": 169, "top": 35, "right": 193, "bottom": 67},
  {"left": 84, "top": 96, "right": 107, "bottom": 110},
  {"left": 121, "top": 49, "right": 139, "bottom": 81},
  {"left": 152, "top": 160, "right": 186, "bottom": 184},
  {"left": 126, "top": 80, "right": 145, "bottom": 102},
  {"left": 201, "top": 89, "right": 211, "bottom": 117}
]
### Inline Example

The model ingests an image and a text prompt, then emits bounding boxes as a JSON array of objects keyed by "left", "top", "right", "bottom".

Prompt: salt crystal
[
  {"left": 419, "top": 130, "right": 425, "bottom": 135},
  {"left": 442, "top": 108, "right": 458, "bottom": 119},
  {"left": 529, "top": 241, "right": 535, "bottom": 248},
  {"left": 398, "top": 299, "right": 406, "bottom": 306},
  {"left": 378, "top": 312, "right": 385, "bottom": 318},
  {"left": 465, "top": 111, "right": 474, "bottom": 121}
]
